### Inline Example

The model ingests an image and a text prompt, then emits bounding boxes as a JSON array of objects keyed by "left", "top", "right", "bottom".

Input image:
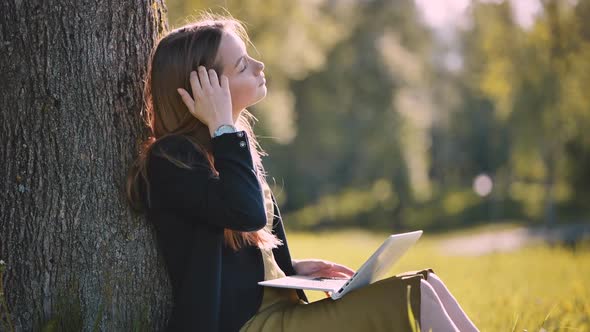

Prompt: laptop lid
[{"left": 333, "top": 230, "right": 423, "bottom": 299}]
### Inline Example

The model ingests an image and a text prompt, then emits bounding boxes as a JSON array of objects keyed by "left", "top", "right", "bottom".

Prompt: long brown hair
[{"left": 126, "top": 12, "right": 281, "bottom": 251}]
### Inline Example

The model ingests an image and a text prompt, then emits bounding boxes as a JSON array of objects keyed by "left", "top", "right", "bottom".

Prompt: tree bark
[{"left": 0, "top": 1, "right": 169, "bottom": 330}]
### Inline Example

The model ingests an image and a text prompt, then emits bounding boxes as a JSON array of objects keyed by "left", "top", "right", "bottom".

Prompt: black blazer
[{"left": 143, "top": 132, "right": 307, "bottom": 332}]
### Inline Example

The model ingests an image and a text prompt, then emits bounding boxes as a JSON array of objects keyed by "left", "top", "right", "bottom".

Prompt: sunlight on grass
[{"left": 285, "top": 228, "right": 590, "bottom": 331}]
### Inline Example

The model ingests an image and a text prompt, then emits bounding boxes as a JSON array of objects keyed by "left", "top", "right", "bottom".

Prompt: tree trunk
[
  {"left": 543, "top": 149, "right": 557, "bottom": 227},
  {"left": 543, "top": 0, "right": 561, "bottom": 227},
  {"left": 0, "top": 1, "right": 169, "bottom": 330}
]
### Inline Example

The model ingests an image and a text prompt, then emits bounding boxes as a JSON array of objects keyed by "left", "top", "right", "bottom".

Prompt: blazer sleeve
[{"left": 147, "top": 132, "right": 267, "bottom": 232}]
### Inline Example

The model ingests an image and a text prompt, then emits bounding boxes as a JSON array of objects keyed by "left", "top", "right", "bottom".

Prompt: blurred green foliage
[{"left": 164, "top": 0, "right": 590, "bottom": 231}]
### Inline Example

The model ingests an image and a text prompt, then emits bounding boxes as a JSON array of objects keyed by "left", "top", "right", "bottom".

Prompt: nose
[{"left": 256, "top": 60, "right": 264, "bottom": 73}]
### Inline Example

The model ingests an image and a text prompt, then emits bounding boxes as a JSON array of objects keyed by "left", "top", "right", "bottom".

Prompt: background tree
[
  {"left": 163, "top": 0, "right": 590, "bottom": 231},
  {"left": 459, "top": 0, "right": 590, "bottom": 225},
  {"left": 0, "top": 1, "right": 169, "bottom": 330}
]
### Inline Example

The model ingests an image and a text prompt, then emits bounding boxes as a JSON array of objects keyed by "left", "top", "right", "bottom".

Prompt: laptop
[{"left": 258, "top": 230, "right": 423, "bottom": 300}]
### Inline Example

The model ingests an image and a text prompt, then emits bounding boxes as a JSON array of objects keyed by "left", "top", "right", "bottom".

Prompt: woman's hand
[
  {"left": 177, "top": 66, "right": 234, "bottom": 137},
  {"left": 292, "top": 259, "right": 355, "bottom": 279}
]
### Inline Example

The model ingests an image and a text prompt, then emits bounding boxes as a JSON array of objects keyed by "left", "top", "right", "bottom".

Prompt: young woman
[{"left": 127, "top": 13, "right": 479, "bottom": 332}]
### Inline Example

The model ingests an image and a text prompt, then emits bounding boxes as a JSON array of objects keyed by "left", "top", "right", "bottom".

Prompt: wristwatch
[{"left": 213, "top": 124, "right": 237, "bottom": 137}]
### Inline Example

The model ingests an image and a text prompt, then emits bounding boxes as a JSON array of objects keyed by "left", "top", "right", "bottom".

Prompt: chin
[{"left": 250, "top": 91, "right": 267, "bottom": 106}]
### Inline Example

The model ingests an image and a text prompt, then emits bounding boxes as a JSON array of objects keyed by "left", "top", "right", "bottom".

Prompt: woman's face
[{"left": 216, "top": 30, "right": 266, "bottom": 117}]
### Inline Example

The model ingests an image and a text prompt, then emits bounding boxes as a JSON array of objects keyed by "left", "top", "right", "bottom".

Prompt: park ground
[{"left": 286, "top": 222, "right": 590, "bottom": 331}]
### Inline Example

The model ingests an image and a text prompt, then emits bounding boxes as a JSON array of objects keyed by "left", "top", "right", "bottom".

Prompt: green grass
[{"left": 285, "top": 227, "right": 590, "bottom": 331}]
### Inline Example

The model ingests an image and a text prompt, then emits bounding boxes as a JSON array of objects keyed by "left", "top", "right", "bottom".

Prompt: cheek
[
  {"left": 229, "top": 79, "right": 243, "bottom": 96},
  {"left": 229, "top": 78, "right": 256, "bottom": 101}
]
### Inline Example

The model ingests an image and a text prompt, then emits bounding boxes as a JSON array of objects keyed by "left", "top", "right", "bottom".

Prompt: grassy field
[{"left": 285, "top": 226, "right": 590, "bottom": 331}]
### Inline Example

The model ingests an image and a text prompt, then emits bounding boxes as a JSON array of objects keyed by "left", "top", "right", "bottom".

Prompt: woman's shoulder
[
  {"left": 148, "top": 134, "right": 210, "bottom": 169},
  {"left": 152, "top": 134, "right": 196, "bottom": 152}
]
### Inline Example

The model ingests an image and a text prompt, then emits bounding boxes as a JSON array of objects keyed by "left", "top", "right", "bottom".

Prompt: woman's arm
[{"left": 147, "top": 132, "right": 267, "bottom": 232}]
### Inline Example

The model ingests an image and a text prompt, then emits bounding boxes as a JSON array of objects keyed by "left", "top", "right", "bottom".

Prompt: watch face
[{"left": 215, "top": 125, "right": 237, "bottom": 136}]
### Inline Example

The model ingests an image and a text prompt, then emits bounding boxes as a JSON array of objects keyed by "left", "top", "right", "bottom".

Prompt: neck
[{"left": 232, "top": 108, "right": 244, "bottom": 124}]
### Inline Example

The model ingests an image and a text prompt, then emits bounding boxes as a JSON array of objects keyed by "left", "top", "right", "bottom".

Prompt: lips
[{"left": 259, "top": 78, "right": 266, "bottom": 86}]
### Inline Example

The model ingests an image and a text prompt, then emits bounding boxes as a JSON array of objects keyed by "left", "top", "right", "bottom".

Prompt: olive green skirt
[{"left": 240, "top": 268, "right": 434, "bottom": 332}]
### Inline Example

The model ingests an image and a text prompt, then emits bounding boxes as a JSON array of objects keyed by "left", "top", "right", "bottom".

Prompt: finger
[
  {"left": 332, "top": 264, "right": 356, "bottom": 276},
  {"left": 308, "top": 271, "right": 326, "bottom": 278},
  {"left": 334, "top": 271, "right": 352, "bottom": 278},
  {"left": 176, "top": 88, "right": 195, "bottom": 114},
  {"left": 327, "top": 271, "right": 350, "bottom": 278},
  {"left": 308, "top": 270, "right": 349, "bottom": 279},
  {"left": 309, "top": 261, "right": 325, "bottom": 271},
  {"left": 220, "top": 74, "right": 229, "bottom": 91},
  {"left": 320, "top": 261, "right": 353, "bottom": 274},
  {"left": 190, "top": 71, "right": 203, "bottom": 100},
  {"left": 208, "top": 69, "right": 220, "bottom": 88},
  {"left": 330, "top": 270, "right": 353, "bottom": 279},
  {"left": 315, "top": 261, "right": 338, "bottom": 273},
  {"left": 198, "top": 66, "right": 212, "bottom": 93}
]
